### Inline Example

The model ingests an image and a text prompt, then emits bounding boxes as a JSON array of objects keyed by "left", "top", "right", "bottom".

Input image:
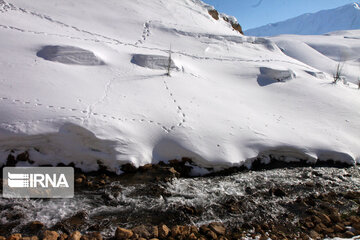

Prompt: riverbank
[{"left": 0, "top": 160, "right": 359, "bottom": 240}]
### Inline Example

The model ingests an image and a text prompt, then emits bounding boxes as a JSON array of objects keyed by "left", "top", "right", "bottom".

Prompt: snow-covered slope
[
  {"left": 0, "top": 0, "right": 360, "bottom": 173},
  {"left": 245, "top": 3, "right": 360, "bottom": 37}
]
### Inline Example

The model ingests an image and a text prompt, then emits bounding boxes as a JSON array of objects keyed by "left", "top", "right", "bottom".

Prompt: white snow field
[
  {"left": 0, "top": 0, "right": 360, "bottom": 173},
  {"left": 245, "top": 2, "right": 360, "bottom": 37}
]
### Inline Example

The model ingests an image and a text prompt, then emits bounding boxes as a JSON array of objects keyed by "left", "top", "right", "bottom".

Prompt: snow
[
  {"left": 245, "top": 3, "right": 360, "bottom": 37},
  {"left": 131, "top": 54, "right": 179, "bottom": 71},
  {"left": 0, "top": 0, "right": 360, "bottom": 173},
  {"left": 257, "top": 67, "right": 295, "bottom": 86},
  {"left": 36, "top": 45, "right": 105, "bottom": 66}
]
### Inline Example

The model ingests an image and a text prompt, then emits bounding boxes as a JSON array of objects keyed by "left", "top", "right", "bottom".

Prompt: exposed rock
[
  {"left": 300, "top": 233, "right": 310, "bottom": 240},
  {"left": 59, "top": 233, "right": 68, "bottom": 240},
  {"left": 16, "top": 151, "right": 32, "bottom": 163},
  {"left": 343, "top": 231, "right": 355, "bottom": 238},
  {"left": 231, "top": 22, "right": 243, "bottom": 34},
  {"left": 309, "top": 230, "right": 320, "bottom": 239},
  {"left": 222, "top": 16, "right": 243, "bottom": 34},
  {"left": 168, "top": 167, "right": 180, "bottom": 178},
  {"left": 208, "top": 9, "right": 219, "bottom": 20},
  {"left": 7, "top": 234, "right": 21, "bottom": 240},
  {"left": 188, "top": 233, "right": 197, "bottom": 240},
  {"left": 245, "top": 187, "right": 253, "bottom": 195},
  {"left": 353, "top": 222, "right": 360, "bottom": 230},
  {"left": 333, "top": 224, "right": 345, "bottom": 233},
  {"left": 170, "top": 225, "right": 190, "bottom": 238},
  {"left": 349, "top": 215, "right": 360, "bottom": 224},
  {"left": 152, "top": 226, "right": 159, "bottom": 238},
  {"left": 54, "top": 211, "right": 88, "bottom": 233},
  {"left": 329, "top": 211, "right": 341, "bottom": 223},
  {"left": 209, "top": 222, "right": 226, "bottom": 236},
  {"left": 317, "top": 212, "right": 332, "bottom": 226},
  {"left": 205, "top": 230, "right": 217, "bottom": 240},
  {"left": 304, "top": 220, "right": 314, "bottom": 229},
  {"left": 132, "top": 225, "right": 151, "bottom": 239},
  {"left": 42, "top": 231, "right": 59, "bottom": 240},
  {"left": 19, "top": 238, "right": 28, "bottom": 240},
  {"left": 6, "top": 154, "right": 17, "bottom": 166},
  {"left": 190, "top": 226, "right": 198, "bottom": 234},
  {"left": 115, "top": 227, "right": 133, "bottom": 240},
  {"left": 20, "top": 237, "right": 38, "bottom": 240},
  {"left": 171, "top": 225, "right": 182, "bottom": 237},
  {"left": 314, "top": 223, "right": 327, "bottom": 233},
  {"left": 75, "top": 178, "right": 83, "bottom": 185},
  {"left": 22, "top": 221, "right": 45, "bottom": 235},
  {"left": 80, "top": 232, "right": 102, "bottom": 240},
  {"left": 312, "top": 216, "right": 322, "bottom": 224},
  {"left": 68, "top": 231, "right": 81, "bottom": 240},
  {"left": 139, "top": 164, "right": 153, "bottom": 172},
  {"left": 199, "top": 225, "right": 210, "bottom": 234},
  {"left": 158, "top": 224, "right": 170, "bottom": 239}
]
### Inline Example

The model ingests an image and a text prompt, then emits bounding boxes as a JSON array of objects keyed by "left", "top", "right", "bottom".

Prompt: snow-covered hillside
[
  {"left": 245, "top": 3, "right": 360, "bottom": 37},
  {"left": 0, "top": 0, "right": 360, "bottom": 173}
]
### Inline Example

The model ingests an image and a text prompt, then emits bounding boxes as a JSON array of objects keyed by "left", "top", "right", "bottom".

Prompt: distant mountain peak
[
  {"left": 245, "top": 3, "right": 360, "bottom": 36},
  {"left": 354, "top": 2, "right": 360, "bottom": 9}
]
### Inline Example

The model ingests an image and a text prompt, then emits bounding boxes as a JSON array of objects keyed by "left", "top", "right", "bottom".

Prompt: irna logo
[
  {"left": 8, "top": 172, "right": 69, "bottom": 188},
  {"left": 3, "top": 167, "right": 74, "bottom": 198}
]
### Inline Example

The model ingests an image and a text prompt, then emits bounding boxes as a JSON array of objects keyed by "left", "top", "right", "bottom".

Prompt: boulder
[
  {"left": 68, "top": 231, "right": 81, "bottom": 240},
  {"left": 209, "top": 223, "right": 226, "bottom": 236},
  {"left": 309, "top": 230, "right": 320, "bottom": 239},
  {"left": 115, "top": 227, "right": 133, "bottom": 240},
  {"left": 132, "top": 225, "right": 151, "bottom": 239},
  {"left": 158, "top": 224, "right": 170, "bottom": 239},
  {"left": 7, "top": 234, "right": 21, "bottom": 240},
  {"left": 80, "top": 232, "right": 102, "bottom": 240},
  {"left": 42, "top": 231, "right": 59, "bottom": 240},
  {"left": 208, "top": 10, "right": 219, "bottom": 20},
  {"left": 152, "top": 226, "right": 159, "bottom": 238}
]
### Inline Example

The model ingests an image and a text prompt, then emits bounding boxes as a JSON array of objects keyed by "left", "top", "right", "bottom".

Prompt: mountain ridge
[{"left": 245, "top": 3, "right": 360, "bottom": 36}]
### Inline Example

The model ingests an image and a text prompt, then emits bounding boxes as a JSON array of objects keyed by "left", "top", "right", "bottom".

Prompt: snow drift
[
  {"left": 0, "top": 0, "right": 360, "bottom": 173},
  {"left": 36, "top": 45, "right": 105, "bottom": 66},
  {"left": 131, "top": 54, "right": 178, "bottom": 71}
]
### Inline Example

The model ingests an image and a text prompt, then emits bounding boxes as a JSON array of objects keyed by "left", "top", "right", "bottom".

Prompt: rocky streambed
[{"left": 0, "top": 160, "right": 360, "bottom": 240}]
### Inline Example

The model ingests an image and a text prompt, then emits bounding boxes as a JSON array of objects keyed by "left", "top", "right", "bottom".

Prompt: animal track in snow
[
  {"left": 0, "top": 95, "right": 179, "bottom": 134},
  {"left": 162, "top": 79, "right": 187, "bottom": 131},
  {"left": 135, "top": 21, "right": 151, "bottom": 45},
  {"left": 0, "top": 21, "right": 311, "bottom": 71},
  {"left": 0, "top": 1, "right": 314, "bottom": 71}
]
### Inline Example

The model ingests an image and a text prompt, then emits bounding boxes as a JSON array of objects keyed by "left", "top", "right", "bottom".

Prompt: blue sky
[{"left": 202, "top": 0, "right": 356, "bottom": 30}]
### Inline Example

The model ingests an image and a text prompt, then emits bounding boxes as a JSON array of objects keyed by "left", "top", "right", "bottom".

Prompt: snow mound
[
  {"left": 305, "top": 70, "right": 326, "bottom": 79},
  {"left": 131, "top": 54, "right": 179, "bottom": 71},
  {"left": 36, "top": 45, "right": 104, "bottom": 66},
  {"left": 257, "top": 67, "right": 295, "bottom": 86},
  {"left": 250, "top": 37, "right": 279, "bottom": 51}
]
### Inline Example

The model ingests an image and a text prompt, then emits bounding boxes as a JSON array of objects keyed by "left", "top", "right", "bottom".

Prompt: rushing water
[{"left": 0, "top": 166, "right": 359, "bottom": 237}]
